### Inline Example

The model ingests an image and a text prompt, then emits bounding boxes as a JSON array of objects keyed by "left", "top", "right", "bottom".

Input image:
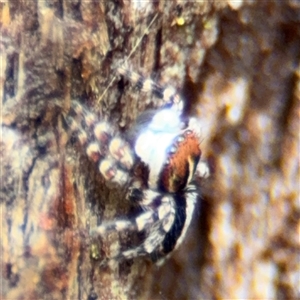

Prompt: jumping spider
[{"left": 67, "top": 66, "right": 208, "bottom": 264}]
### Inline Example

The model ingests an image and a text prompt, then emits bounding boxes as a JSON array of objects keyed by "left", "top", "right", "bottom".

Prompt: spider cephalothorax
[{"left": 67, "top": 66, "right": 206, "bottom": 264}]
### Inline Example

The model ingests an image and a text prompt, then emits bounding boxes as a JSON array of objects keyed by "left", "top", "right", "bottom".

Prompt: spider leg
[
  {"left": 65, "top": 115, "right": 89, "bottom": 146},
  {"left": 128, "top": 186, "right": 198, "bottom": 263},
  {"left": 91, "top": 193, "right": 176, "bottom": 262},
  {"left": 117, "top": 66, "right": 184, "bottom": 111},
  {"left": 116, "top": 197, "right": 176, "bottom": 261},
  {"left": 66, "top": 101, "right": 135, "bottom": 185},
  {"left": 90, "top": 210, "right": 157, "bottom": 236},
  {"left": 90, "top": 194, "right": 175, "bottom": 235}
]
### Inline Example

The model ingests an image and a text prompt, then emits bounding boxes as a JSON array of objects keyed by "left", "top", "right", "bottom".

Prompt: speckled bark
[{"left": 1, "top": 1, "right": 299, "bottom": 299}]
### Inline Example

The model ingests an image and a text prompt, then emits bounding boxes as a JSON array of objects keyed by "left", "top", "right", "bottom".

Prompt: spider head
[{"left": 134, "top": 109, "right": 201, "bottom": 193}]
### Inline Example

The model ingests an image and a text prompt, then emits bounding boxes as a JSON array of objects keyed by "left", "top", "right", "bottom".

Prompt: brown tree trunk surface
[{"left": 1, "top": 1, "right": 299, "bottom": 299}]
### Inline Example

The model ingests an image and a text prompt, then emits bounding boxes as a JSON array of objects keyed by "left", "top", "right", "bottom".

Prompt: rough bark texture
[{"left": 1, "top": 1, "right": 299, "bottom": 299}]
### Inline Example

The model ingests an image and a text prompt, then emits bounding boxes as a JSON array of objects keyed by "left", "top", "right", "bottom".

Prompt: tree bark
[{"left": 1, "top": 1, "right": 299, "bottom": 299}]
